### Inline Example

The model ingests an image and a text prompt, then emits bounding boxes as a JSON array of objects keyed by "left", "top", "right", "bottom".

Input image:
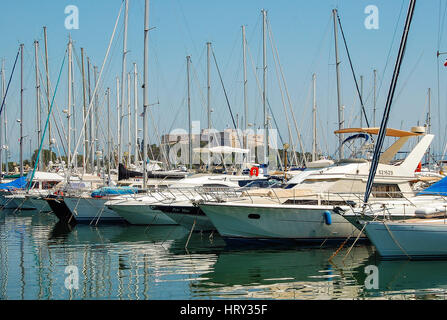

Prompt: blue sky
[{"left": 0, "top": 0, "right": 446, "bottom": 163}]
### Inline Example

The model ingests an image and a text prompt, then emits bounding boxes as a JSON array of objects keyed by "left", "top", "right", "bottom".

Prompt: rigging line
[
  {"left": 267, "top": 18, "right": 306, "bottom": 165},
  {"left": 293, "top": 13, "right": 332, "bottom": 122},
  {"left": 190, "top": 60, "right": 209, "bottom": 115},
  {"left": 267, "top": 39, "right": 295, "bottom": 162},
  {"left": 364, "top": 0, "right": 416, "bottom": 204},
  {"left": 376, "top": 0, "right": 405, "bottom": 100},
  {"left": 336, "top": 12, "right": 370, "bottom": 128},
  {"left": 439, "top": 0, "right": 447, "bottom": 47},
  {"left": 70, "top": 1, "right": 124, "bottom": 171},
  {"left": 245, "top": 40, "right": 286, "bottom": 158},
  {"left": 37, "top": 45, "right": 68, "bottom": 147},
  {"left": 394, "top": 50, "right": 424, "bottom": 102},
  {"left": 36, "top": 56, "right": 68, "bottom": 157},
  {"left": 27, "top": 50, "right": 67, "bottom": 191},
  {"left": 148, "top": 105, "right": 169, "bottom": 166},
  {"left": 265, "top": 98, "right": 285, "bottom": 147},
  {"left": 0, "top": 48, "right": 20, "bottom": 117},
  {"left": 211, "top": 48, "right": 243, "bottom": 147}
]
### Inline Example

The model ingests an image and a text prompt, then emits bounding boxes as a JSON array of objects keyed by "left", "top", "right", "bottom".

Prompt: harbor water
[{"left": 1, "top": 209, "right": 447, "bottom": 300}]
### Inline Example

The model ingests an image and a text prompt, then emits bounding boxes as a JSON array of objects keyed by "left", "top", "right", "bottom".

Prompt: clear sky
[{"left": 0, "top": 0, "right": 446, "bottom": 163}]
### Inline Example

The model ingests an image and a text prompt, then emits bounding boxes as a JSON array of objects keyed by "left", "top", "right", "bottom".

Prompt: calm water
[{"left": 1, "top": 209, "right": 447, "bottom": 300}]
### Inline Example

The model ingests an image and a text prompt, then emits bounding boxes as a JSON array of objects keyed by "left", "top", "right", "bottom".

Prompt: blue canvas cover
[
  {"left": 91, "top": 186, "right": 139, "bottom": 198},
  {"left": 417, "top": 176, "right": 447, "bottom": 196},
  {"left": 0, "top": 176, "right": 28, "bottom": 191}
]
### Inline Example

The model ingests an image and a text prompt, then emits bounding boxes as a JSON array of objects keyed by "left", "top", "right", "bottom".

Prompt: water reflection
[
  {"left": 349, "top": 253, "right": 447, "bottom": 299},
  {"left": 1, "top": 209, "right": 447, "bottom": 299}
]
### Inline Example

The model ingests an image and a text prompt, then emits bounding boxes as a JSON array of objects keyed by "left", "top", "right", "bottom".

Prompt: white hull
[
  {"left": 107, "top": 200, "right": 177, "bottom": 225},
  {"left": 64, "top": 197, "right": 126, "bottom": 223},
  {"left": 200, "top": 203, "right": 362, "bottom": 243},
  {"left": 364, "top": 220, "right": 447, "bottom": 259}
]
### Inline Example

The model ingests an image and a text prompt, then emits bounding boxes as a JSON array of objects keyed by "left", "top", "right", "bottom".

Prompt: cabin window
[
  {"left": 371, "top": 184, "right": 402, "bottom": 198},
  {"left": 42, "top": 181, "right": 60, "bottom": 189},
  {"left": 248, "top": 214, "right": 260, "bottom": 219}
]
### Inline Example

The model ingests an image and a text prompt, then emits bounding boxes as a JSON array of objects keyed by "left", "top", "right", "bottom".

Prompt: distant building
[{"left": 162, "top": 129, "right": 264, "bottom": 148}]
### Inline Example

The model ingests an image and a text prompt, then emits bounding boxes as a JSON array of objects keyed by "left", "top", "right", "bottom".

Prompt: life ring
[{"left": 250, "top": 167, "right": 259, "bottom": 177}]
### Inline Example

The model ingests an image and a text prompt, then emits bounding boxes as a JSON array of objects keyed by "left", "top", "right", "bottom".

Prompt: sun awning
[{"left": 334, "top": 127, "right": 422, "bottom": 137}]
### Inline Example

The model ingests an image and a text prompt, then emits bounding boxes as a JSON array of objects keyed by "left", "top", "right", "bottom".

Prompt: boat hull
[
  {"left": 28, "top": 196, "right": 51, "bottom": 212},
  {"left": 46, "top": 196, "right": 76, "bottom": 225},
  {"left": 156, "top": 204, "right": 216, "bottom": 232},
  {"left": 63, "top": 197, "right": 127, "bottom": 224},
  {"left": 199, "top": 203, "right": 363, "bottom": 244},
  {"left": 3, "top": 195, "right": 36, "bottom": 210},
  {"left": 107, "top": 201, "right": 177, "bottom": 225},
  {"left": 364, "top": 220, "right": 447, "bottom": 259}
]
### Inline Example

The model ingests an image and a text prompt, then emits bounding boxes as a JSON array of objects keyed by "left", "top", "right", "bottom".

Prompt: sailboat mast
[
  {"left": 143, "top": 0, "right": 149, "bottom": 189},
  {"left": 116, "top": 77, "right": 120, "bottom": 170},
  {"left": 207, "top": 42, "right": 211, "bottom": 130},
  {"left": 81, "top": 48, "right": 87, "bottom": 175},
  {"left": 127, "top": 72, "right": 131, "bottom": 166},
  {"left": 242, "top": 25, "right": 248, "bottom": 151},
  {"left": 427, "top": 87, "right": 431, "bottom": 167},
  {"left": 262, "top": 9, "right": 268, "bottom": 164},
  {"left": 87, "top": 57, "right": 93, "bottom": 173},
  {"left": 71, "top": 47, "right": 76, "bottom": 172},
  {"left": 107, "top": 87, "right": 111, "bottom": 184},
  {"left": 312, "top": 73, "right": 317, "bottom": 162},
  {"left": 67, "top": 37, "right": 72, "bottom": 168},
  {"left": 43, "top": 27, "right": 52, "bottom": 163},
  {"left": 373, "top": 69, "right": 377, "bottom": 127},
  {"left": 94, "top": 65, "right": 99, "bottom": 170},
  {"left": 0, "top": 61, "right": 3, "bottom": 179},
  {"left": 133, "top": 63, "right": 138, "bottom": 166},
  {"left": 2, "top": 62, "right": 7, "bottom": 174},
  {"left": 332, "top": 9, "right": 343, "bottom": 160},
  {"left": 187, "top": 55, "right": 192, "bottom": 170},
  {"left": 33, "top": 41, "right": 42, "bottom": 172},
  {"left": 360, "top": 75, "right": 364, "bottom": 127},
  {"left": 20, "top": 44, "right": 24, "bottom": 177},
  {"left": 119, "top": 0, "right": 129, "bottom": 166}
]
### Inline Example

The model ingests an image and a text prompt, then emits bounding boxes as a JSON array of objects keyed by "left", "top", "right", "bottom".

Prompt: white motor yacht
[{"left": 198, "top": 127, "right": 437, "bottom": 244}]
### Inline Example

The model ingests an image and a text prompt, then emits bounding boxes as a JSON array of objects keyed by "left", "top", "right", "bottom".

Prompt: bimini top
[
  {"left": 334, "top": 127, "right": 423, "bottom": 138},
  {"left": 0, "top": 176, "right": 28, "bottom": 191}
]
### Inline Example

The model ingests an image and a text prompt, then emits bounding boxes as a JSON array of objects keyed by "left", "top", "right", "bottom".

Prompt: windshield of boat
[{"left": 333, "top": 133, "right": 375, "bottom": 161}]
